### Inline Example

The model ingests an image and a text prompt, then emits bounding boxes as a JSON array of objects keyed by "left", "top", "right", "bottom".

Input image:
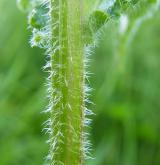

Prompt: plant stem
[{"left": 49, "top": 0, "right": 85, "bottom": 164}]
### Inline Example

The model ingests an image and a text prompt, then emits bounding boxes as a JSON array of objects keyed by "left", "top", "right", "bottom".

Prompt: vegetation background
[{"left": 0, "top": 0, "right": 160, "bottom": 165}]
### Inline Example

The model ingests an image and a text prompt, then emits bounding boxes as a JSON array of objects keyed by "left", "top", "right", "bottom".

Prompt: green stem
[{"left": 49, "top": 0, "right": 85, "bottom": 164}]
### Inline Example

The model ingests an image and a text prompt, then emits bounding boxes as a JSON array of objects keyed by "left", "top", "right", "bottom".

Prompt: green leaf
[
  {"left": 89, "top": 10, "right": 109, "bottom": 33},
  {"left": 28, "top": 6, "right": 48, "bottom": 29}
]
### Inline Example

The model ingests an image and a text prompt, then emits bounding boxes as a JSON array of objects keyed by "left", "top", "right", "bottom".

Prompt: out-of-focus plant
[{"left": 0, "top": 0, "right": 47, "bottom": 165}]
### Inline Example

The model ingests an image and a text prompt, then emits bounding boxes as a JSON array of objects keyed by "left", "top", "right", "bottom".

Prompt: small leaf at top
[{"left": 89, "top": 10, "right": 109, "bottom": 33}]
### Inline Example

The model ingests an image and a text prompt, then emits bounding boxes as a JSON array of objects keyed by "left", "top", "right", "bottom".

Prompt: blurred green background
[{"left": 0, "top": 0, "right": 160, "bottom": 165}]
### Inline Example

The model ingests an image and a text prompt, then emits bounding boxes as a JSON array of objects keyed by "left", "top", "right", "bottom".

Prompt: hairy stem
[{"left": 49, "top": 0, "right": 85, "bottom": 164}]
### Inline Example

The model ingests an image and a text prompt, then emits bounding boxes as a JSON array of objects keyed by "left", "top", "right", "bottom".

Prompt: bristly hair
[{"left": 17, "top": 0, "right": 94, "bottom": 164}]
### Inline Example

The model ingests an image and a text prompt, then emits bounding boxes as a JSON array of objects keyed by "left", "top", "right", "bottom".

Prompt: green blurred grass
[
  {"left": 0, "top": 1, "right": 47, "bottom": 165},
  {"left": 87, "top": 10, "right": 160, "bottom": 165},
  {"left": 0, "top": 1, "right": 160, "bottom": 165}
]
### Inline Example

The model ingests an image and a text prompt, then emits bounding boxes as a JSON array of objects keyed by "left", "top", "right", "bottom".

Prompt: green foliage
[
  {"left": 89, "top": 10, "right": 109, "bottom": 33},
  {"left": 0, "top": 1, "right": 47, "bottom": 165},
  {"left": 1, "top": 0, "right": 160, "bottom": 165},
  {"left": 28, "top": 7, "right": 47, "bottom": 29},
  {"left": 87, "top": 4, "right": 160, "bottom": 165}
]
